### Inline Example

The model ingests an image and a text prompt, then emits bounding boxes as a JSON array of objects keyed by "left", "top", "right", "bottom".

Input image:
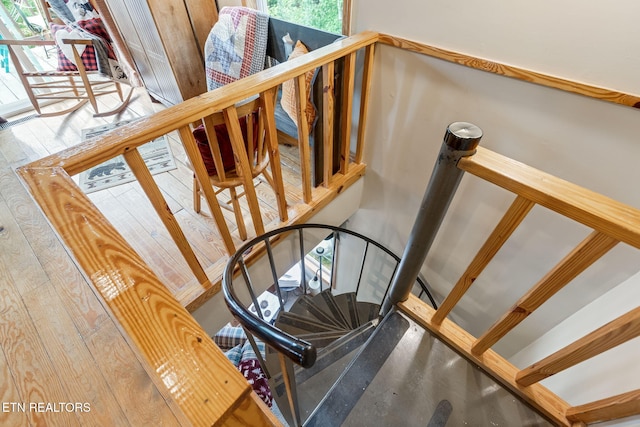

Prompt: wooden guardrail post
[{"left": 381, "top": 122, "right": 483, "bottom": 314}]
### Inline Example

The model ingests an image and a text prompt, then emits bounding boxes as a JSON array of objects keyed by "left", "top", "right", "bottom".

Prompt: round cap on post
[{"left": 444, "top": 122, "right": 483, "bottom": 151}]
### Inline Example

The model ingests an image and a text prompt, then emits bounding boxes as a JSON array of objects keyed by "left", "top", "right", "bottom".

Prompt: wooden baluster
[
  {"left": 260, "top": 88, "right": 288, "bottom": 222},
  {"left": 432, "top": 195, "right": 535, "bottom": 325},
  {"left": 356, "top": 44, "right": 375, "bottom": 164},
  {"left": 516, "top": 306, "right": 640, "bottom": 386},
  {"left": 202, "top": 115, "right": 228, "bottom": 182},
  {"left": 224, "top": 105, "right": 265, "bottom": 236},
  {"left": 123, "top": 147, "right": 208, "bottom": 284},
  {"left": 294, "top": 74, "right": 313, "bottom": 203},
  {"left": 179, "top": 125, "right": 236, "bottom": 255},
  {"left": 472, "top": 230, "right": 619, "bottom": 355},
  {"left": 322, "top": 61, "right": 335, "bottom": 187},
  {"left": 340, "top": 52, "right": 356, "bottom": 174}
]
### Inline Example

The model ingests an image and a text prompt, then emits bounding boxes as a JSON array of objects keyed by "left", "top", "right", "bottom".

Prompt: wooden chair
[
  {"left": 188, "top": 96, "right": 288, "bottom": 241},
  {"left": 0, "top": 38, "right": 132, "bottom": 117}
]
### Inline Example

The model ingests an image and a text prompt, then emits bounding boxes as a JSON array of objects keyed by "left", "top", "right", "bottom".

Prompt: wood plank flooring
[{"left": 0, "top": 90, "right": 302, "bottom": 425}]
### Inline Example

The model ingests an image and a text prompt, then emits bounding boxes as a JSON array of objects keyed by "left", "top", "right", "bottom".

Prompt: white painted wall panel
[{"left": 347, "top": 2, "right": 640, "bottom": 419}]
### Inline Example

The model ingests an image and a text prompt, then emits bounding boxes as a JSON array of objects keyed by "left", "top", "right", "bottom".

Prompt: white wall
[
  {"left": 347, "top": 0, "right": 640, "bottom": 421},
  {"left": 352, "top": 0, "right": 640, "bottom": 94}
]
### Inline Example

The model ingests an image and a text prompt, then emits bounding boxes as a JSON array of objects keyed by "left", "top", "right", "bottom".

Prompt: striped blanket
[{"left": 204, "top": 7, "right": 269, "bottom": 90}]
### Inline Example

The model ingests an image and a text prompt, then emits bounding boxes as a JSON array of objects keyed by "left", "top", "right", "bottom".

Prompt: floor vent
[{"left": 0, "top": 114, "right": 38, "bottom": 130}]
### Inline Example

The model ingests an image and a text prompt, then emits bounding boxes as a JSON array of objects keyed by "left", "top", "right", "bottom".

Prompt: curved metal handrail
[{"left": 222, "top": 223, "right": 436, "bottom": 368}]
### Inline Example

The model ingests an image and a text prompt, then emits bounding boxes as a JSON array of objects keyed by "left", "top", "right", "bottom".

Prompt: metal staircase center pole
[{"left": 381, "top": 122, "right": 483, "bottom": 315}]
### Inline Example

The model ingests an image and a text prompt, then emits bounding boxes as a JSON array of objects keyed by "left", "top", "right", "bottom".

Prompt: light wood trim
[
  {"left": 146, "top": 0, "right": 208, "bottom": 100},
  {"left": 459, "top": 147, "right": 640, "bottom": 250},
  {"left": 68, "top": 42, "right": 98, "bottom": 112},
  {"left": 398, "top": 294, "right": 572, "bottom": 426},
  {"left": 17, "top": 167, "right": 257, "bottom": 426},
  {"left": 123, "top": 148, "right": 209, "bottom": 284},
  {"left": 341, "top": 0, "right": 352, "bottom": 36},
  {"left": 472, "top": 231, "right": 618, "bottom": 355},
  {"left": 322, "top": 61, "right": 335, "bottom": 187},
  {"left": 516, "top": 306, "right": 640, "bottom": 387},
  {"left": 377, "top": 33, "right": 640, "bottom": 109},
  {"left": 260, "top": 88, "right": 288, "bottom": 222},
  {"left": 355, "top": 43, "right": 375, "bottom": 164},
  {"left": 224, "top": 392, "right": 282, "bottom": 426},
  {"left": 26, "top": 31, "right": 378, "bottom": 176},
  {"left": 224, "top": 106, "right": 265, "bottom": 236},
  {"left": 179, "top": 125, "right": 237, "bottom": 254},
  {"left": 432, "top": 195, "right": 535, "bottom": 325},
  {"left": 566, "top": 389, "right": 640, "bottom": 424},
  {"left": 339, "top": 52, "right": 356, "bottom": 174},
  {"left": 294, "top": 74, "right": 313, "bottom": 203},
  {"left": 0, "top": 39, "right": 55, "bottom": 46}
]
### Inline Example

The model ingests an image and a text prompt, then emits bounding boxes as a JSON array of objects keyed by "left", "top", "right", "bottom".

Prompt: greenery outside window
[{"left": 261, "top": 0, "right": 348, "bottom": 35}]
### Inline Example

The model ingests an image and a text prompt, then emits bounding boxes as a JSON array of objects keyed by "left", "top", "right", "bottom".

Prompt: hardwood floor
[{"left": 0, "top": 90, "right": 302, "bottom": 425}]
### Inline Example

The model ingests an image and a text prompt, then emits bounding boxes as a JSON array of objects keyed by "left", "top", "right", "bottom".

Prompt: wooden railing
[
  {"left": 398, "top": 145, "right": 640, "bottom": 426},
  {"left": 16, "top": 29, "right": 640, "bottom": 426},
  {"left": 17, "top": 31, "right": 378, "bottom": 426}
]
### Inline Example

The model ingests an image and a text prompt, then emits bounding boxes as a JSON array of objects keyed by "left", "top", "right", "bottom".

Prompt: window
[{"left": 260, "top": 0, "right": 348, "bottom": 35}]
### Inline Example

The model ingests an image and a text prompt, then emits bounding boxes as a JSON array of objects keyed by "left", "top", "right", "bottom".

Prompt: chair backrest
[{"left": 194, "top": 97, "right": 267, "bottom": 188}]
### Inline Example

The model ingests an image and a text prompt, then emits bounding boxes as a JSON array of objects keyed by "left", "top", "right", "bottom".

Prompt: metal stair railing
[{"left": 222, "top": 223, "right": 436, "bottom": 426}]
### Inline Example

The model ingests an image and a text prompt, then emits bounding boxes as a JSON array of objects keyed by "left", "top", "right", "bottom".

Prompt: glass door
[{"left": 0, "top": 0, "right": 54, "bottom": 117}]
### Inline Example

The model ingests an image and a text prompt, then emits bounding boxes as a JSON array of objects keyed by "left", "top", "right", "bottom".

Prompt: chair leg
[
  {"left": 91, "top": 84, "right": 134, "bottom": 118},
  {"left": 115, "top": 81, "right": 124, "bottom": 101},
  {"left": 193, "top": 175, "right": 201, "bottom": 213},
  {"left": 229, "top": 187, "right": 247, "bottom": 241}
]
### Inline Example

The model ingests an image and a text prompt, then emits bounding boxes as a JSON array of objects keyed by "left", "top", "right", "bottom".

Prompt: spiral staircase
[{"left": 222, "top": 224, "right": 553, "bottom": 427}]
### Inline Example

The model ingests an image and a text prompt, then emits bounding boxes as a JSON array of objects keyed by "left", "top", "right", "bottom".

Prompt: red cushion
[
  {"left": 193, "top": 111, "right": 260, "bottom": 177},
  {"left": 50, "top": 18, "right": 115, "bottom": 72}
]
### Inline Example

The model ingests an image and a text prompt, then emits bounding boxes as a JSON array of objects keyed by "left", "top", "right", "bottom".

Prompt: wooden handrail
[
  {"left": 410, "top": 144, "right": 640, "bottom": 424},
  {"left": 377, "top": 33, "right": 640, "bottom": 109},
  {"left": 28, "top": 31, "right": 379, "bottom": 176},
  {"left": 458, "top": 147, "right": 640, "bottom": 249},
  {"left": 17, "top": 166, "right": 260, "bottom": 426}
]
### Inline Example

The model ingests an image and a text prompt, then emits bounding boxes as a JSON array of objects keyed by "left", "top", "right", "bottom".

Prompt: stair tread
[
  {"left": 310, "top": 291, "right": 352, "bottom": 329},
  {"left": 356, "top": 301, "right": 380, "bottom": 325},
  {"left": 295, "top": 289, "right": 351, "bottom": 329},
  {"left": 289, "top": 295, "right": 347, "bottom": 329},
  {"left": 271, "top": 319, "right": 379, "bottom": 392},
  {"left": 275, "top": 311, "right": 348, "bottom": 335},
  {"left": 331, "top": 293, "right": 360, "bottom": 329}
]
